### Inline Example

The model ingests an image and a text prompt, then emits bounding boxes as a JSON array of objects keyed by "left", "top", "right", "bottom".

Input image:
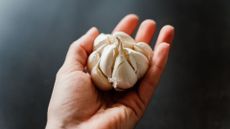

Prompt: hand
[{"left": 46, "top": 14, "right": 175, "bottom": 129}]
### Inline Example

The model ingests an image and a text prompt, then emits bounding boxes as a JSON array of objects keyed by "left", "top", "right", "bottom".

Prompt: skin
[{"left": 46, "top": 14, "right": 175, "bottom": 129}]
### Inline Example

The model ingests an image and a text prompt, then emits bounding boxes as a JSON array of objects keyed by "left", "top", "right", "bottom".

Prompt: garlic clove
[
  {"left": 99, "top": 44, "right": 118, "bottom": 78},
  {"left": 87, "top": 51, "right": 100, "bottom": 72},
  {"left": 111, "top": 58, "right": 138, "bottom": 90},
  {"left": 125, "top": 48, "right": 149, "bottom": 78},
  {"left": 91, "top": 63, "right": 112, "bottom": 90},
  {"left": 95, "top": 43, "right": 108, "bottom": 54},
  {"left": 94, "top": 33, "right": 113, "bottom": 50},
  {"left": 110, "top": 42, "right": 137, "bottom": 90},
  {"left": 113, "top": 32, "right": 135, "bottom": 48},
  {"left": 134, "top": 42, "right": 153, "bottom": 60},
  {"left": 111, "top": 54, "right": 138, "bottom": 90}
]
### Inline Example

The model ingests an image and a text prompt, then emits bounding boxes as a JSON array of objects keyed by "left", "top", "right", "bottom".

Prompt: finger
[
  {"left": 138, "top": 42, "right": 170, "bottom": 105},
  {"left": 135, "top": 19, "right": 156, "bottom": 44},
  {"left": 64, "top": 27, "right": 99, "bottom": 70},
  {"left": 155, "top": 25, "right": 175, "bottom": 49},
  {"left": 113, "top": 14, "right": 139, "bottom": 34}
]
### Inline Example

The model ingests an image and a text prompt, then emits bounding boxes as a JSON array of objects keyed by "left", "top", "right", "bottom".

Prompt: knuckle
[
  {"left": 55, "top": 66, "right": 65, "bottom": 78},
  {"left": 154, "top": 64, "right": 163, "bottom": 72},
  {"left": 69, "top": 41, "right": 77, "bottom": 50}
]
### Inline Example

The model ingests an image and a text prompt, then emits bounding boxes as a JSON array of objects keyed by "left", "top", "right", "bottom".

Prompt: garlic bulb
[{"left": 87, "top": 32, "right": 153, "bottom": 91}]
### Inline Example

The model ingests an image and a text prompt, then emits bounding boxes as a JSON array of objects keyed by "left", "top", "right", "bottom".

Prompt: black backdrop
[{"left": 0, "top": 0, "right": 230, "bottom": 129}]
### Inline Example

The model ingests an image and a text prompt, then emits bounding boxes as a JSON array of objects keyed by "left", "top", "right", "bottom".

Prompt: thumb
[{"left": 63, "top": 27, "right": 99, "bottom": 71}]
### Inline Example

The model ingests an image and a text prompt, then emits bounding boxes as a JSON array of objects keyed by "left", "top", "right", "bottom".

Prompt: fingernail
[
  {"left": 126, "top": 14, "right": 139, "bottom": 19},
  {"left": 86, "top": 27, "right": 98, "bottom": 35}
]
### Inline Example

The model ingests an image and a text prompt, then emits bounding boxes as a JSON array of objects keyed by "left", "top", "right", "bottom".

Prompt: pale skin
[{"left": 46, "top": 14, "right": 175, "bottom": 129}]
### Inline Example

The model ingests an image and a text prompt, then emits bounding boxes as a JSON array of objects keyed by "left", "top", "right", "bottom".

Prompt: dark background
[{"left": 0, "top": 0, "right": 230, "bottom": 129}]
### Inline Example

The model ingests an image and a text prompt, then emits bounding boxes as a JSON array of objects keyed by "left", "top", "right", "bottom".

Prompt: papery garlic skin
[
  {"left": 87, "top": 32, "right": 153, "bottom": 91},
  {"left": 113, "top": 32, "right": 135, "bottom": 48},
  {"left": 99, "top": 44, "right": 118, "bottom": 78},
  {"left": 91, "top": 62, "right": 112, "bottom": 90},
  {"left": 125, "top": 48, "right": 149, "bottom": 78},
  {"left": 134, "top": 42, "right": 153, "bottom": 60},
  {"left": 87, "top": 51, "right": 100, "bottom": 72}
]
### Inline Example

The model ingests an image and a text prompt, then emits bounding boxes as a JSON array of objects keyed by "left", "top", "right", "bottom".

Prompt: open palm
[{"left": 46, "top": 14, "right": 174, "bottom": 129}]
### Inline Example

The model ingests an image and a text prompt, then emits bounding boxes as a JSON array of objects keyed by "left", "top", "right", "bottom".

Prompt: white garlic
[{"left": 87, "top": 32, "right": 153, "bottom": 91}]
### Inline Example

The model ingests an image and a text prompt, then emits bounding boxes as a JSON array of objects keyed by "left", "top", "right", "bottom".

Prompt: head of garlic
[{"left": 87, "top": 32, "right": 153, "bottom": 91}]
